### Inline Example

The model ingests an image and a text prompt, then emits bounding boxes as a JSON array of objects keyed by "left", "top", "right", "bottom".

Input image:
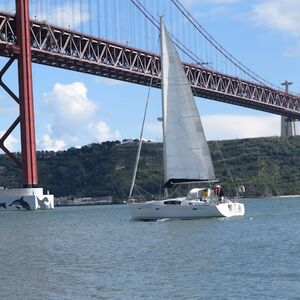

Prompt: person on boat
[{"left": 214, "top": 184, "right": 224, "bottom": 203}]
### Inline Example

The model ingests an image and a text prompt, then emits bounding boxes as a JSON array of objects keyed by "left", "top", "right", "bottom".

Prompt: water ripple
[{"left": 1, "top": 198, "right": 300, "bottom": 299}]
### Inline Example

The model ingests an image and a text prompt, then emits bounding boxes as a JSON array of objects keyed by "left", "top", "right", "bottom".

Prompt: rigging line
[
  {"left": 135, "top": 184, "right": 156, "bottom": 198},
  {"left": 129, "top": 0, "right": 206, "bottom": 65},
  {"left": 127, "top": 73, "right": 154, "bottom": 200},
  {"left": 128, "top": 36, "right": 160, "bottom": 201},
  {"left": 167, "top": 184, "right": 182, "bottom": 199},
  {"left": 214, "top": 141, "right": 238, "bottom": 195},
  {"left": 134, "top": 187, "right": 146, "bottom": 201},
  {"left": 170, "top": 0, "right": 279, "bottom": 90}
]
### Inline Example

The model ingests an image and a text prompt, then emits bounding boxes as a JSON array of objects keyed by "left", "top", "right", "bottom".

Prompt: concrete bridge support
[
  {"left": 281, "top": 81, "right": 297, "bottom": 137},
  {"left": 281, "top": 117, "right": 297, "bottom": 137}
]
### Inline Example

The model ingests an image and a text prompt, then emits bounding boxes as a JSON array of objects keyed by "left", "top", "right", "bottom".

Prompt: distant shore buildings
[{"left": 54, "top": 196, "right": 116, "bottom": 206}]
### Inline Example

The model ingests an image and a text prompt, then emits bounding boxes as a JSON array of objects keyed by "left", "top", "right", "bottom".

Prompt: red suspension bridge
[{"left": 0, "top": 0, "right": 299, "bottom": 188}]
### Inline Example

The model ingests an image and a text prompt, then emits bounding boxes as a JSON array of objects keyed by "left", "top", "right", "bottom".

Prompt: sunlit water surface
[{"left": 1, "top": 197, "right": 300, "bottom": 299}]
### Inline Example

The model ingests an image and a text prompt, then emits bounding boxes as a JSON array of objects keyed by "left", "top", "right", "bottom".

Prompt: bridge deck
[{"left": 0, "top": 13, "right": 299, "bottom": 119}]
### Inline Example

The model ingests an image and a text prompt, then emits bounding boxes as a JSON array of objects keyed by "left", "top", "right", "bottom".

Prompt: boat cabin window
[{"left": 163, "top": 200, "right": 181, "bottom": 205}]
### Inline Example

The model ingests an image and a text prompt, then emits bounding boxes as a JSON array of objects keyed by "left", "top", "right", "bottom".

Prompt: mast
[{"left": 128, "top": 92, "right": 150, "bottom": 200}]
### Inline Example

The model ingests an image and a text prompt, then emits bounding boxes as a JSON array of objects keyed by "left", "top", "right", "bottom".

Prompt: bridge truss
[{"left": 0, "top": 12, "right": 300, "bottom": 119}]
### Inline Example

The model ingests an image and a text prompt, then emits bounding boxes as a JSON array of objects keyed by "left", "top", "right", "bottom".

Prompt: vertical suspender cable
[
  {"left": 104, "top": 0, "right": 108, "bottom": 38},
  {"left": 60, "top": 0, "right": 63, "bottom": 27},
  {"left": 41, "top": 0, "right": 43, "bottom": 20},
  {"left": 88, "top": 0, "right": 92, "bottom": 35},
  {"left": 71, "top": 0, "right": 74, "bottom": 29},
  {"left": 112, "top": 0, "right": 116, "bottom": 42},
  {"left": 97, "top": 0, "right": 100, "bottom": 38},
  {"left": 80, "top": 0, "right": 83, "bottom": 34}
]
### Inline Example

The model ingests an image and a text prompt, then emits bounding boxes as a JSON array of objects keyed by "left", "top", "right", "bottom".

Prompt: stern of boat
[{"left": 216, "top": 202, "right": 245, "bottom": 217}]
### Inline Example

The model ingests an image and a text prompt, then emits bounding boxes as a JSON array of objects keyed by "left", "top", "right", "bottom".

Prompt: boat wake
[{"left": 157, "top": 218, "right": 172, "bottom": 222}]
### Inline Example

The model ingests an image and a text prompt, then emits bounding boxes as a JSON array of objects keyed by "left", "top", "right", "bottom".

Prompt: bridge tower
[
  {"left": 16, "top": 0, "right": 38, "bottom": 187},
  {"left": 281, "top": 81, "right": 297, "bottom": 137},
  {"left": 0, "top": 0, "right": 53, "bottom": 210}
]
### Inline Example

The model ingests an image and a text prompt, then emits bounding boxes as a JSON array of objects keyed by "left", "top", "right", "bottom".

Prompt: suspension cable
[
  {"left": 129, "top": 0, "right": 207, "bottom": 65},
  {"left": 170, "top": 0, "right": 281, "bottom": 89},
  {"left": 130, "top": 0, "right": 282, "bottom": 90}
]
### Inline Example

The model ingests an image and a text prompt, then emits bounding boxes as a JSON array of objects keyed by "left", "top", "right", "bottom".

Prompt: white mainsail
[{"left": 160, "top": 18, "right": 216, "bottom": 188}]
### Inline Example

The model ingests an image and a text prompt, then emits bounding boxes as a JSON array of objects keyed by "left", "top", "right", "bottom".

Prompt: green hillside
[{"left": 0, "top": 136, "right": 299, "bottom": 200}]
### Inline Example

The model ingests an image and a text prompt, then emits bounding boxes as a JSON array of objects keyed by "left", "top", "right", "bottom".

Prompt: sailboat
[{"left": 129, "top": 18, "right": 245, "bottom": 220}]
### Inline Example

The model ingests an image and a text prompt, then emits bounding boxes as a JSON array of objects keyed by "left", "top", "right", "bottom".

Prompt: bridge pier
[
  {"left": 281, "top": 117, "right": 297, "bottom": 137},
  {"left": 281, "top": 81, "right": 297, "bottom": 137},
  {"left": 0, "top": 0, "right": 53, "bottom": 210}
]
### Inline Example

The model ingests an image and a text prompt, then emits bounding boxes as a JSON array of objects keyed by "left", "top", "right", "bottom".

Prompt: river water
[{"left": 1, "top": 197, "right": 300, "bottom": 299}]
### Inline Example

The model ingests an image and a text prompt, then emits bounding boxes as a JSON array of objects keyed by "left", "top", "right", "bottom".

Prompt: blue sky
[{"left": 0, "top": 0, "right": 300, "bottom": 151}]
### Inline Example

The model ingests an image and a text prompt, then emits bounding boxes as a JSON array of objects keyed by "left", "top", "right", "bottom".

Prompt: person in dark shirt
[{"left": 214, "top": 185, "right": 224, "bottom": 202}]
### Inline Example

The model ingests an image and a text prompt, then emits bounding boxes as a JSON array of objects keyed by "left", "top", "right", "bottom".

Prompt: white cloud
[
  {"left": 251, "top": 0, "right": 300, "bottom": 37},
  {"left": 138, "top": 114, "right": 281, "bottom": 141},
  {"left": 88, "top": 121, "right": 121, "bottom": 142},
  {"left": 44, "top": 82, "right": 97, "bottom": 132},
  {"left": 0, "top": 131, "right": 19, "bottom": 152},
  {"left": 202, "top": 114, "right": 280, "bottom": 140},
  {"left": 42, "top": 82, "right": 121, "bottom": 149},
  {"left": 39, "top": 134, "right": 66, "bottom": 151}
]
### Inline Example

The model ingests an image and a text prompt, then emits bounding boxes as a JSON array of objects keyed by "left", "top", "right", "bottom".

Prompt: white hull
[{"left": 129, "top": 198, "right": 245, "bottom": 220}]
